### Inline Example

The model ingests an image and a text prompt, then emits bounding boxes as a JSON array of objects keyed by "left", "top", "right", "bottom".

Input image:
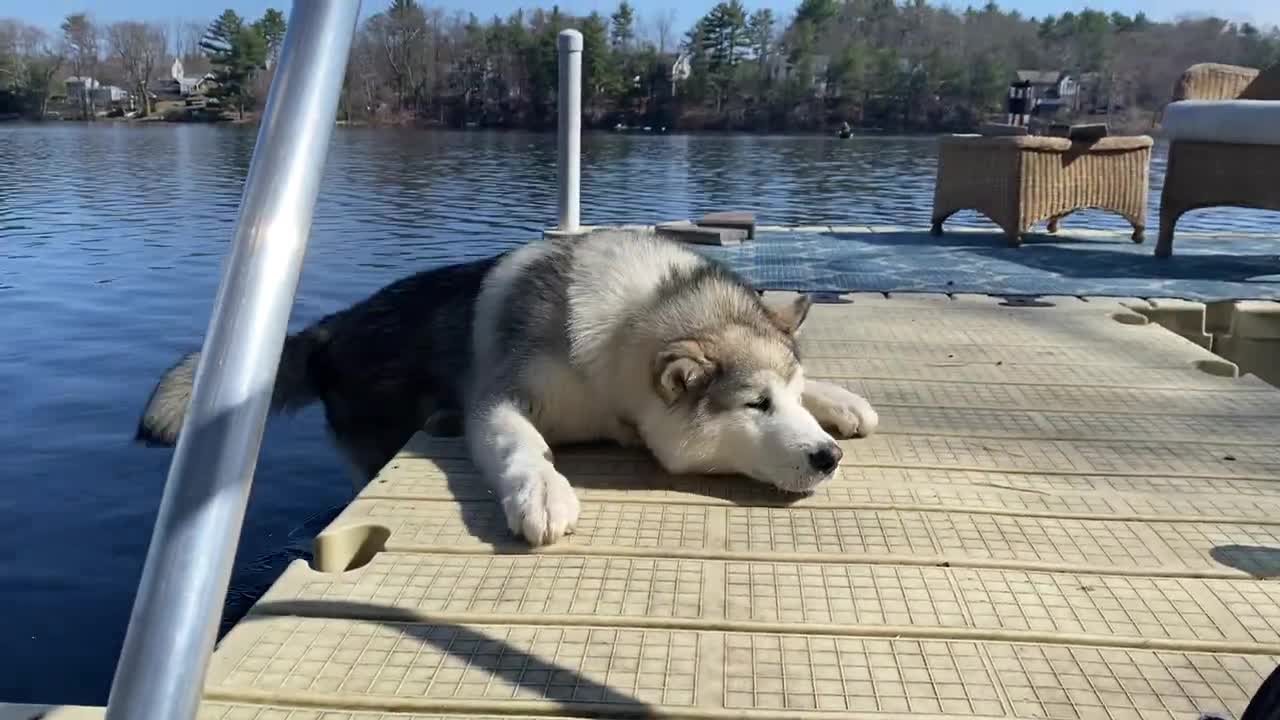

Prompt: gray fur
[{"left": 495, "top": 239, "right": 575, "bottom": 366}]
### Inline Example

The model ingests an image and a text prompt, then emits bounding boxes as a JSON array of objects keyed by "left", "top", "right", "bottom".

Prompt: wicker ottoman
[{"left": 930, "top": 134, "right": 1153, "bottom": 247}]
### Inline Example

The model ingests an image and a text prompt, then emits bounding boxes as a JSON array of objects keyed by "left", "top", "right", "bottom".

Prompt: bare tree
[
  {"left": 652, "top": 9, "right": 677, "bottom": 54},
  {"left": 0, "top": 20, "right": 27, "bottom": 87},
  {"left": 169, "top": 19, "right": 210, "bottom": 75},
  {"left": 61, "top": 13, "right": 100, "bottom": 119},
  {"left": 365, "top": 0, "right": 432, "bottom": 113},
  {"left": 109, "top": 21, "right": 166, "bottom": 115},
  {"left": 1, "top": 20, "right": 64, "bottom": 117}
]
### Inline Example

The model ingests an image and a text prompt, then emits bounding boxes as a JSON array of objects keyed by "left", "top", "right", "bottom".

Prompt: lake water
[{"left": 2, "top": 124, "right": 1278, "bottom": 705}]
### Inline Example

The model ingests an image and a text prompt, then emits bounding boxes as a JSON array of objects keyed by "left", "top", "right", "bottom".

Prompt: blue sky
[{"left": 14, "top": 0, "right": 1280, "bottom": 39}]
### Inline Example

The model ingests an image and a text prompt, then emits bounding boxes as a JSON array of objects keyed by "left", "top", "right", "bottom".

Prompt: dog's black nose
[{"left": 808, "top": 444, "right": 842, "bottom": 473}]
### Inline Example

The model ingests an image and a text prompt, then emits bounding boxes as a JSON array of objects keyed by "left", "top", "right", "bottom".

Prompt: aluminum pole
[
  {"left": 557, "top": 29, "right": 583, "bottom": 232},
  {"left": 104, "top": 3, "right": 360, "bottom": 719}
]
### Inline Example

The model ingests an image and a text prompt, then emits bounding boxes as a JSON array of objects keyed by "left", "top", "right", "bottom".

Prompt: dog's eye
[{"left": 745, "top": 396, "right": 772, "bottom": 412}]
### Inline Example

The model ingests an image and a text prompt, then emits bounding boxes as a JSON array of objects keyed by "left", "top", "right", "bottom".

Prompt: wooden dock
[{"left": 13, "top": 291, "right": 1280, "bottom": 719}]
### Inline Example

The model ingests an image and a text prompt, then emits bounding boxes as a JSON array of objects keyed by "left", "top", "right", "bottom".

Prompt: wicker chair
[{"left": 1156, "top": 62, "right": 1280, "bottom": 256}]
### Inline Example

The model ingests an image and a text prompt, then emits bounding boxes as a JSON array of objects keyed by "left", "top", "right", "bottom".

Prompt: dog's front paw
[
  {"left": 610, "top": 418, "right": 644, "bottom": 448},
  {"left": 809, "top": 383, "right": 880, "bottom": 438},
  {"left": 501, "top": 464, "right": 581, "bottom": 546},
  {"left": 830, "top": 400, "right": 879, "bottom": 438}
]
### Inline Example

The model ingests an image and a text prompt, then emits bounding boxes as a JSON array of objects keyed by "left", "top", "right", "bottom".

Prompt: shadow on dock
[
  {"left": 1211, "top": 545, "right": 1280, "bottom": 579},
  {"left": 245, "top": 599, "right": 657, "bottom": 715},
  {"left": 431, "top": 441, "right": 810, "bottom": 547}
]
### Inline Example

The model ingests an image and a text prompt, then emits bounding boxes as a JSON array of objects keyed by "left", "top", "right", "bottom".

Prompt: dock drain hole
[
  {"left": 1193, "top": 358, "right": 1239, "bottom": 378},
  {"left": 311, "top": 523, "right": 391, "bottom": 573},
  {"left": 1110, "top": 311, "right": 1150, "bottom": 326},
  {"left": 997, "top": 295, "right": 1055, "bottom": 308}
]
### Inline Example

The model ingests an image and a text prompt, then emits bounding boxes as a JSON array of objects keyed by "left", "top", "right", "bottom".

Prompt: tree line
[
  {"left": 0, "top": 8, "right": 284, "bottom": 120},
  {"left": 3, "top": 0, "right": 1279, "bottom": 131}
]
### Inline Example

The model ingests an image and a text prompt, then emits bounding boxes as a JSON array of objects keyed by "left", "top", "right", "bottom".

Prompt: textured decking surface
[{"left": 17, "top": 293, "right": 1280, "bottom": 719}]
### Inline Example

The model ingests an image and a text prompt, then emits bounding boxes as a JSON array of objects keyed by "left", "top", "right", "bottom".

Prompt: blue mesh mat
[{"left": 695, "top": 229, "right": 1280, "bottom": 300}]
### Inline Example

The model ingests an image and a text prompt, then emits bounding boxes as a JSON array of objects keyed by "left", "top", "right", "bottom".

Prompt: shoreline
[{"left": 0, "top": 116, "right": 1166, "bottom": 138}]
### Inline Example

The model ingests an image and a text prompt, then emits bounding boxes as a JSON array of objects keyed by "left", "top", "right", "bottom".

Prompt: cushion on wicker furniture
[
  {"left": 946, "top": 135, "right": 1154, "bottom": 151},
  {"left": 1162, "top": 100, "right": 1280, "bottom": 146}
]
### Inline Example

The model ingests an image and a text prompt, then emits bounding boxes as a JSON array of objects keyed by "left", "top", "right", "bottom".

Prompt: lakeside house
[
  {"left": 63, "top": 76, "right": 99, "bottom": 102},
  {"left": 58, "top": 60, "right": 211, "bottom": 118},
  {"left": 767, "top": 54, "right": 831, "bottom": 97},
  {"left": 94, "top": 85, "right": 130, "bottom": 105},
  {"left": 62, "top": 76, "right": 132, "bottom": 113},
  {"left": 150, "top": 58, "right": 215, "bottom": 100},
  {"left": 1011, "top": 70, "right": 1111, "bottom": 118},
  {"left": 1013, "top": 70, "right": 1079, "bottom": 116},
  {"left": 671, "top": 52, "right": 692, "bottom": 95}
]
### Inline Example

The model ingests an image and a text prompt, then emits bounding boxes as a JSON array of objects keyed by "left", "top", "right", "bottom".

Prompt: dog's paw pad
[
  {"left": 501, "top": 465, "right": 580, "bottom": 546},
  {"left": 832, "top": 402, "right": 879, "bottom": 438},
  {"left": 817, "top": 386, "right": 879, "bottom": 439}
]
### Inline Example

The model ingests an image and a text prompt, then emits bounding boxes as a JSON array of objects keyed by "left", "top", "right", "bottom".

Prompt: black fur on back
[
  {"left": 305, "top": 253, "right": 504, "bottom": 475},
  {"left": 135, "top": 253, "right": 505, "bottom": 479}
]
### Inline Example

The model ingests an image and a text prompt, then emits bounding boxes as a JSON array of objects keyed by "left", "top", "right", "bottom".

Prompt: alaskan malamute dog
[{"left": 137, "top": 230, "right": 878, "bottom": 546}]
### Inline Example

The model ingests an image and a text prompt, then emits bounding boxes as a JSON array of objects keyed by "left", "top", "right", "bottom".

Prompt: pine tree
[
  {"left": 254, "top": 9, "right": 287, "bottom": 68},
  {"left": 200, "top": 10, "right": 244, "bottom": 59},
  {"left": 688, "top": 1, "right": 747, "bottom": 111},
  {"left": 201, "top": 10, "right": 267, "bottom": 120},
  {"left": 609, "top": 2, "right": 635, "bottom": 50},
  {"left": 580, "top": 12, "right": 616, "bottom": 104}
]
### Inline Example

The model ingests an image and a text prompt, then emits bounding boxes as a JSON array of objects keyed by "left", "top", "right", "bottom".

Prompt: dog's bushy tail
[{"left": 135, "top": 328, "right": 327, "bottom": 446}]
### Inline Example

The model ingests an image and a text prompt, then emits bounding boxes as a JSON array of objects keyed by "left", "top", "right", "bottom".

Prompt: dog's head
[{"left": 645, "top": 293, "right": 841, "bottom": 493}]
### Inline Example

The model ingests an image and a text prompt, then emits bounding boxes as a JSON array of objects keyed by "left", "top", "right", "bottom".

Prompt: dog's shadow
[
  {"left": 554, "top": 441, "right": 812, "bottom": 506},
  {"left": 400, "top": 432, "right": 808, "bottom": 547}
]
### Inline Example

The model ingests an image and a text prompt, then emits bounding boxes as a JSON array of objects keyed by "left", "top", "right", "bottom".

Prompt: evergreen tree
[
  {"left": 744, "top": 9, "right": 775, "bottom": 94},
  {"left": 746, "top": 9, "right": 774, "bottom": 62},
  {"left": 253, "top": 9, "right": 287, "bottom": 68},
  {"left": 580, "top": 12, "right": 617, "bottom": 104},
  {"left": 609, "top": 2, "right": 635, "bottom": 50},
  {"left": 200, "top": 10, "right": 244, "bottom": 58},
  {"left": 201, "top": 10, "right": 268, "bottom": 120}
]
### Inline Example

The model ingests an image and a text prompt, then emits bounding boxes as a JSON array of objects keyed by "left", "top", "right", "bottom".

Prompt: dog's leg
[
  {"left": 802, "top": 379, "right": 880, "bottom": 438},
  {"left": 466, "top": 394, "right": 580, "bottom": 546},
  {"left": 608, "top": 417, "right": 644, "bottom": 448}
]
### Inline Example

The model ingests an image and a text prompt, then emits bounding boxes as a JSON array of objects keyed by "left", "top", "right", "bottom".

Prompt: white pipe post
[
  {"left": 557, "top": 29, "right": 583, "bottom": 233},
  {"left": 103, "top": 3, "right": 360, "bottom": 720}
]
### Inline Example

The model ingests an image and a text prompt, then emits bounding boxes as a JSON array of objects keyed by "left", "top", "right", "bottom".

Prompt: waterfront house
[
  {"left": 1013, "top": 70, "right": 1080, "bottom": 116},
  {"left": 150, "top": 58, "right": 214, "bottom": 100},
  {"left": 63, "top": 76, "right": 100, "bottom": 102}
]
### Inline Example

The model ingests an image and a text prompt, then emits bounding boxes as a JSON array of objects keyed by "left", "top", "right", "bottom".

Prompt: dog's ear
[
  {"left": 763, "top": 294, "right": 813, "bottom": 336},
  {"left": 654, "top": 340, "right": 714, "bottom": 405}
]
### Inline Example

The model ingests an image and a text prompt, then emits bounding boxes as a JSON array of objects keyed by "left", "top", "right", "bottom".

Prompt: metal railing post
[
  {"left": 557, "top": 29, "right": 582, "bottom": 233},
  {"left": 104, "top": 3, "right": 360, "bottom": 719}
]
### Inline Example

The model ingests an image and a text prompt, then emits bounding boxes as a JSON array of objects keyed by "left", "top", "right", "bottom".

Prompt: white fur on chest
[{"left": 521, "top": 355, "right": 627, "bottom": 445}]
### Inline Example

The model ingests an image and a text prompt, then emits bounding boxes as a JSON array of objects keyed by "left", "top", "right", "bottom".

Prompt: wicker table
[{"left": 930, "top": 134, "right": 1153, "bottom": 247}]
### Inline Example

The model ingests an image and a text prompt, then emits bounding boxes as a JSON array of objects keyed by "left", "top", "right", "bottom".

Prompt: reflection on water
[{"left": 0, "top": 123, "right": 1276, "bottom": 705}]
